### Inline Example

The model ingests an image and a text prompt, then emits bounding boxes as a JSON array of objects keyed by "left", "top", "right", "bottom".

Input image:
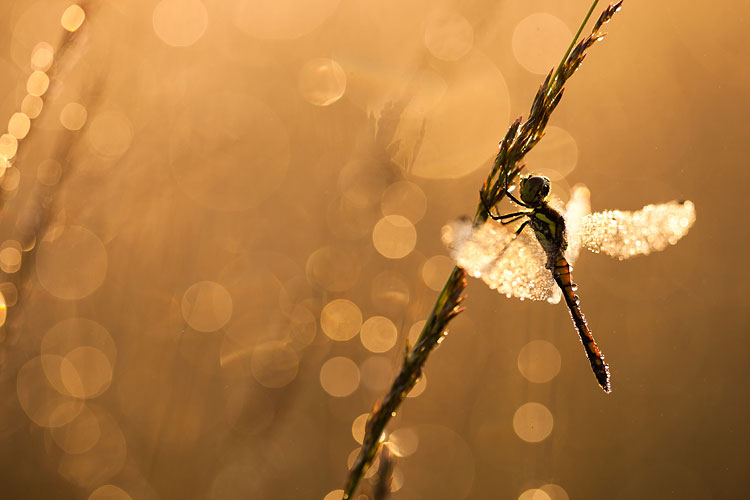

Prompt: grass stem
[
  {"left": 552, "top": 0, "right": 600, "bottom": 89},
  {"left": 341, "top": 3, "right": 624, "bottom": 498}
]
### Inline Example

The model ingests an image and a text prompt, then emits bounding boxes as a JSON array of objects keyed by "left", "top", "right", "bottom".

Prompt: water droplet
[{"left": 298, "top": 58, "right": 346, "bottom": 106}]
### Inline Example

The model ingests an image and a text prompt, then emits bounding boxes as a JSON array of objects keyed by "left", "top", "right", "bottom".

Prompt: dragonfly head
[{"left": 519, "top": 175, "right": 551, "bottom": 206}]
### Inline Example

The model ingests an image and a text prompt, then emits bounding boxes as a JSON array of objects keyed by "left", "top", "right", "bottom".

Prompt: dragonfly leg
[
  {"left": 504, "top": 189, "right": 532, "bottom": 208},
  {"left": 499, "top": 178, "right": 532, "bottom": 208},
  {"left": 480, "top": 191, "right": 530, "bottom": 221},
  {"left": 499, "top": 214, "right": 527, "bottom": 225},
  {"left": 513, "top": 219, "right": 530, "bottom": 236}
]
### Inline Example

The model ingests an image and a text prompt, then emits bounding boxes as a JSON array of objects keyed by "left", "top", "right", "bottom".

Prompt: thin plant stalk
[
  {"left": 372, "top": 444, "right": 395, "bottom": 500},
  {"left": 553, "top": 0, "right": 599, "bottom": 86},
  {"left": 342, "top": 2, "right": 623, "bottom": 498}
]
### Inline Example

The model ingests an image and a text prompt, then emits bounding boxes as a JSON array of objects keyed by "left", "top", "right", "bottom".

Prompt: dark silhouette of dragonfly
[{"left": 442, "top": 175, "right": 696, "bottom": 392}]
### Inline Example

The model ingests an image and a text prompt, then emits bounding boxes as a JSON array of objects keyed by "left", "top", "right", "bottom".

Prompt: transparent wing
[
  {"left": 562, "top": 184, "right": 592, "bottom": 265},
  {"left": 441, "top": 217, "right": 560, "bottom": 303},
  {"left": 579, "top": 200, "right": 696, "bottom": 260}
]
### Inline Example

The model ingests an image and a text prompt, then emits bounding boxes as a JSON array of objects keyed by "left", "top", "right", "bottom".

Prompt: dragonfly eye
[{"left": 520, "top": 175, "right": 551, "bottom": 205}]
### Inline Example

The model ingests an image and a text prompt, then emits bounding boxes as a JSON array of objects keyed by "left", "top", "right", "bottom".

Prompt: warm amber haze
[{"left": 0, "top": 1, "right": 745, "bottom": 500}]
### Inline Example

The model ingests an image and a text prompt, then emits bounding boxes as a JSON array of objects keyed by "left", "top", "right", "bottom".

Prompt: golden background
[{"left": 0, "top": 1, "right": 746, "bottom": 499}]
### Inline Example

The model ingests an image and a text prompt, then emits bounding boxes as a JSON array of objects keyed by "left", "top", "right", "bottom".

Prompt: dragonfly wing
[
  {"left": 579, "top": 200, "right": 696, "bottom": 260},
  {"left": 442, "top": 217, "right": 559, "bottom": 303},
  {"left": 562, "top": 184, "right": 592, "bottom": 265}
]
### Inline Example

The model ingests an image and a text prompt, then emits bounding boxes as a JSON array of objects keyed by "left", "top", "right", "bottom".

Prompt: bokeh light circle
[
  {"left": 360, "top": 356, "right": 395, "bottom": 392},
  {"left": 523, "top": 126, "right": 578, "bottom": 180},
  {"left": 351, "top": 412, "right": 369, "bottom": 444},
  {"left": 56, "top": 405, "right": 127, "bottom": 487},
  {"left": 250, "top": 341, "right": 299, "bottom": 388},
  {"left": 408, "top": 320, "right": 426, "bottom": 346},
  {"left": 323, "top": 490, "right": 345, "bottom": 500},
  {"left": 380, "top": 180, "right": 427, "bottom": 223},
  {"left": 181, "top": 281, "right": 233, "bottom": 332},
  {"left": 407, "top": 373, "right": 427, "bottom": 398},
  {"left": 0, "top": 282, "right": 18, "bottom": 307},
  {"left": 60, "top": 102, "right": 88, "bottom": 130},
  {"left": 152, "top": 0, "right": 208, "bottom": 47},
  {"left": 61, "top": 4, "right": 86, "bottom": 32},
  {"left": 38, "top": 159, "right": 63, "bottom": 186},
  {"left": 87, "top": 110, "right": 133, "bottom": 157},
  {"left": 305, "top": 246, "right": 360, "bottom": 292},
  {"left": 513, "top": 402, "right": 554, "bottom": 442},
  {"left": 320, "top": 299, "right": 362, "bottom": 341},
  {"left": 8, "top": 112, "right": 31, "bottom": 139},
  {"left": 518, "top": 489, "right": 552, "bottom": 500},
  {"left": 320, "top": 356, "right": 360, "bottom": 397},
  {"left": 372, "top": 215, "right": 417, "bottom": 259},
  {"left": 388, "top": 427, "right": 419, "bottom": 457},
  {"left": 88, "top": 485, "right": 132, "bottom": 500},
  {"left": 289, "top": 303, "right": 317, "bottom": 347},
  {"left": 424, "top": 9, "right": 474, "bottom": 61},
  {"left": 233, "top": 0, "right": 341, "bottom": 40},
  {"left": 421, "top": 255, "right": 454, "bottom": 291},
  {"left": 31, "top": 42, "right": 54, "bottom": 71},
  {"left": 50, "top": 404, "right": 101, "bottom": 454},
  {"left": 1, "top": 167, "right": 20, "bottom": 191},
  {"left": 298, "top": 58, "right": 347, "bottom": 106},
  {"left": 36, "top": 225, "right": 107, "bottom": 300},
  {"left": 512, "top": 13, "right": 572, "bottom": 74},
  {"left": 22, "top": 94, "right": 44, "bottom": 119},
  {"left": 0, "top": 134, "right": 18, "bottom": 160},
  {"left": 539, "top": 483, "right": 569, "bottom": 500},
  {"left": 0, "top": 291, "right": 6, "bottom": 328},
  {"left": 360, "top": 316, "right": 398, "bottom": 353},
  {"left": 0, "top": 246, "right": 22, "bottom": 274},
  {"left": 27, "top": 71, "right": 50, "bottom": 96},
  {"left": 41, "top": 317, "right": 117, "bottom": 400},
  {"left": 390, "top": 466, "right": 404, "bottom": 492},
  {"left": 60, "top": 346, "right": 113, "bottom": 399},
  {"left": 405, "top": 425, "right": 474, "bottom": 499},
  {"left": 17, "top": 356, "right": 85, "bottom": 428},
  {"left": 346, "top": 448, "right": 380, "bottom": 478},
  {"left": 517, "top": 340, "right": 562, "bottom": 383},
  {"left": 371, "top": 270, "right": 410, "bottom": 313}
]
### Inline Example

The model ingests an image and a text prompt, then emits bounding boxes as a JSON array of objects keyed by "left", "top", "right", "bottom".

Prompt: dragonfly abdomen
[{"left": 552, "top": 255, "right": 611, "bottom": 393}]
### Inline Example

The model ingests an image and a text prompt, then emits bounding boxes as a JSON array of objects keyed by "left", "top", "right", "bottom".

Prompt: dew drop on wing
[
  {"left": 574, "top": 295, "right": 580, "bottom": 305},
  {"left": 571, "top": 283, "right": 578, "bottom": 291}
]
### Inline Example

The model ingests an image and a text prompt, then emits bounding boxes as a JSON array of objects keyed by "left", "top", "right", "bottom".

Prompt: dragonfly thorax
[{"left": 519, "top": 175, "right": 551, "bottom": 207}]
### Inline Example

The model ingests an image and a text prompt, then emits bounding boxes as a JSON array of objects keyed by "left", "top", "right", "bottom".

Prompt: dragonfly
[{"left": 442, "top": 175, "right": 696, "bottom": 392}]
